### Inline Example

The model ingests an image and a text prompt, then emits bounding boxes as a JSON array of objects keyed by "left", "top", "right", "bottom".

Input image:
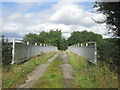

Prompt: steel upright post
[
  {"left": 11, "top": 39, "right": 15, "bottom": 64},
  {"left": 95, "top": 42, "right": 97, "bottom": 64}
]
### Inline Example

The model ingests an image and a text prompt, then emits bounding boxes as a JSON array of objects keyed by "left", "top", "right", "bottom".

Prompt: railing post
[
  {"left": 27, "top": 41, "right": 29, "bottom": 45},
  {"left": 81, "top": 44, "right": 83, "bottom": 46},
  {"left": 86, "top": 43, "right": 88, "bottom": 46},
  {"left": 11, "top": 39, "right": 15, "bottom": 64},
  {"left": 95, "top": 42, "right": 97, "bottom": 64},
  {"left": 27, "top": 42, "right": 29, "bottom": 59},
  {"left": 40, "top": 43, "right": 42, "bottom": 46},
  {"left": 35, "top": 43, "right": 37, "bottom": 45}
]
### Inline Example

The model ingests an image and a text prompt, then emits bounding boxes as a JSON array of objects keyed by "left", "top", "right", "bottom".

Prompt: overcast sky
[{"left": 2, "top": 0, "right": 112, "bottom": 40}]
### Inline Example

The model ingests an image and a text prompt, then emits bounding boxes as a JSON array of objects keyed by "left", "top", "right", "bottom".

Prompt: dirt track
[
  {"left": 19, "top": 51, "right": 74, "bottom": 88},
  {"left": 19, "top": 52, "right": 60, "bottom": 88},
  {"left": 59, "top": 52, "right": 74, "bottom": 88}
]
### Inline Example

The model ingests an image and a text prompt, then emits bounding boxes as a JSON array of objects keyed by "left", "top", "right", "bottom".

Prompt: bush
[
  {"left": 97, "top": 38, "right": 120, "bottom": 72},
  {"left": 2, "top": 38, "right": 12, "bottom": 65}
]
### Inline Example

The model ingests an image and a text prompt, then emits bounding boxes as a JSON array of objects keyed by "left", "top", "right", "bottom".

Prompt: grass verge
[
  {"left": 66, "top": 50, "right": 118, "bottom": 88},
  {"left": 32, "top": 56, "right": 63, "bottom": 88},
  {"left": 2, "top": 51, "right": 57, "bottom": 88}
]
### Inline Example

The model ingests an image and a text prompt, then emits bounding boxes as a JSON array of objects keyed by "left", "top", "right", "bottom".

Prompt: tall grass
[
  {"left": 66, "top": 51, "right": 118, "bottom": 88},
  {"left": 2, "top": 51, "right": 57, "bottom": 88}
]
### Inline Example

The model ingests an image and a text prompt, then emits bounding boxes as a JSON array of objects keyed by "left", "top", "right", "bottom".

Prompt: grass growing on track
[
  {"left": 2, "top": 51, "right": 57, "bottom": 88},
  {"left": 32, "top": 56, "right": 63, "bottom": 88},
  {"left": 66, "top": 51, "right": 118, "bottom": 88}
]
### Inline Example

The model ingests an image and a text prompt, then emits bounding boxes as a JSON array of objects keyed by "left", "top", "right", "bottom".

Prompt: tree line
[
  {"left": 23, "top": 29, "right": 68, "bottom": 50},
  {"left": 23, "top": 30, "right": 119, "bottom": 68}
]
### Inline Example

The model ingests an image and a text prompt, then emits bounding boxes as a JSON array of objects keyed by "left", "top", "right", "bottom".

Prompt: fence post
[{"left": 11, "top": 39, "right": 15, "bottom": 64}]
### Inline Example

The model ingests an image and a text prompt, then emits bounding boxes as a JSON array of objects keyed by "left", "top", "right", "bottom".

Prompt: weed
[
  {"left": 32, "top": 56, "right": 63, "bottom": 88},
  {"left": 2, "top": 51, "right": 57, "bottom": 88},
  {"left": 40, "top": 51, "right": 45, "bottom": 55},
  {"left": 66, "top": 51, "right": 118, "bottom": 88}
]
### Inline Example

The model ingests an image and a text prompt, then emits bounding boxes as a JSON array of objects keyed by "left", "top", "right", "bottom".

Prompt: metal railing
[
  {"left": 11, "top": 39, "right": 58, "bottom": 64},
  {"left": 68, "top": 41, "right": 97, "bottom": 64}
]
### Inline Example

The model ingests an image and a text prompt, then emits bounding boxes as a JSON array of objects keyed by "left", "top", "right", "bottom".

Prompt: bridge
[{"left": 11, "top": 39, "right": 97, "bottom": 65}]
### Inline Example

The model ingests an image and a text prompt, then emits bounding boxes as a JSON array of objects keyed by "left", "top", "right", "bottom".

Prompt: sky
[{"left": 1, "top": 0, "right": 112, "bottom": 41}]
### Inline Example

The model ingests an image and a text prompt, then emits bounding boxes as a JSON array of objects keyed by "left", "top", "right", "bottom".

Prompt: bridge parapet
[
  {"left": 11, "top": 39, "right": 58, "bottom": 64},
  {"left": 68, "top": 41, "right": 97, "bottom": 64}
]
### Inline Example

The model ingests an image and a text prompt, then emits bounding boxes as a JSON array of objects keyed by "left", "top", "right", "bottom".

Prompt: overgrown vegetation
[
  {"left": 93, "top": 2, "right": 120, "bottom": 73},
  {"left": 2, "top": 36, "right": 12, "bottom": 65},
  {"left": 67, "top": 30, "right": 119, "bottom": 72},
  {"left": 2, "top": 51, "right": 57, "bottom": 88},
  {"left": 3, "top": 30, "right": 119, "bottom": 72},
  {"left": 66, "top": 51, "right": 118, "bottom": 88},
  {"left": 93, "top": 2, "right": 120, "bottom": 37},
  {"left": 32, "top": 56, "right": 63, "bottom": 88}
]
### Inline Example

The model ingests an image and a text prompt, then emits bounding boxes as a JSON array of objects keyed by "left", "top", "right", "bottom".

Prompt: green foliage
[
  {"left": 2, "top": 37, "right": 12, "bottom": 65},
  {"left": 32, "top": 56, "right": 63, "bottom": 88},
  {"left": 67, "top": 30, "right": 119, "bottom": 68},
  {"left": 23, "top": 30, "right": 119, "bottom": 68},
  {"left": 67, "top": 51, "right": 118, "bottom": 88},
  {"left": 93, "top": 2, "right": 120, "bottom": 37},
  {"left": 23, "top": 29, "right": 68, "bottom": 50},
  {"left": 23, "top": 33, "right": 39, "bottom": 44},
  {"left": 2, "top": 51, "right": 57, "bottom": 88},
  {"left": 97, "top": 38, "right": 120, "bottom": 68},
  {"left": 40, "top": 51, "right": 45, "bottom": 55},
  {"left": 67, "top": 30, "right": 103, "bottom": 46}
]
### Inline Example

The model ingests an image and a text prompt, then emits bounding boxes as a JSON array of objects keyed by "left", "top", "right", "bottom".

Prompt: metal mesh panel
[
  {"left": 14, "top": 44, "right": 57, "bottom": 63},
  {"left": 68, "top": 46, "right": 97, "bottom": 64}
]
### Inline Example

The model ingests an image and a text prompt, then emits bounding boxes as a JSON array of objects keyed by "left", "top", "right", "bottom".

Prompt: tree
[
  {"left": 2, "top": 36, "right": 12, "bottom": 65},
  {"left": 23, "top": 33, "right": 39, "bottom": 44},
  {"left": 93, "top": 2, "right": 120, "bottom": 68},
  {"left": 93, "top": 2, "right": 120, "bottom": 37},
  {"left": 23, "top": 29, "right": 67, "bottom": 50},
  {"left": 67, "top": 30, "right": 103, "bottom": 46}
]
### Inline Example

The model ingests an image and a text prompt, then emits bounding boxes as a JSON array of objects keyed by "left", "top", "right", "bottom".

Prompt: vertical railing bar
[{"left": 11, "top": 39, "right": 15, "bottom": 64}]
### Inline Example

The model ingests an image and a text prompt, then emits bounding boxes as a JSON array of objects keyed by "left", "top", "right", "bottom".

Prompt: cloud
[{"left": 2, "top": 1, "right": 109, "bottom": 39}]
